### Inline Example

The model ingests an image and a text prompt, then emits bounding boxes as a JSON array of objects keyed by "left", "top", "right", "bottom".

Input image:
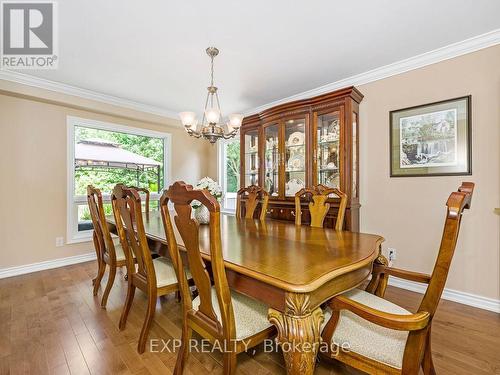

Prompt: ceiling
[{"left": 13, "top": 0, "right": 500, "bottom": 117}]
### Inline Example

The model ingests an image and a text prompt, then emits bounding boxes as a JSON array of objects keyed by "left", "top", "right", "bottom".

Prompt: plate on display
[
  {"left": 327, "top": 119, "right": 340, "bottom": 137},
  {"left": 324, "top": 162, "right": 338, "bottom": 170},
  {"left": 287, "top": 154, "right": 304, "bottom": 171},
  {"left": 287, "top": 131, "right": 305, "bottom": 146},
  {"left": 286, "top": 178, "right": 304, "bottom": 196}
]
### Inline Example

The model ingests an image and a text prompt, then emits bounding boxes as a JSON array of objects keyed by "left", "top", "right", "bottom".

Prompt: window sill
[{"left": 67, "top": 233, "right": 93, "bottom": 244}]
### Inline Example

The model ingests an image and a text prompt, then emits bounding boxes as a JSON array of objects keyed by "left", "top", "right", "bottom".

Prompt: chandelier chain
[{"left": 210, "top": 54, "right": 214, "bottom": 87}]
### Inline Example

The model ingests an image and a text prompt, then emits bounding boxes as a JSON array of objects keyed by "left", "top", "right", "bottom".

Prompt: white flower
[{"left": 192, "top": 177, "right": 223, "bottom": 208}]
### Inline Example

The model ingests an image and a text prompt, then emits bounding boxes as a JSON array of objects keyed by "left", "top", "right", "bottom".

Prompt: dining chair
[
  {"left": 111, "top": 184, "right": 186, "bottom": 354},
  {"left": 129, "top": 186, "right": 150, "bottom": 217},
  {"left": 320, "top": 182, "right": 475, "bottom": 374},
  {"left": 235, "top": 185, "right": 269, "bottom": 220},
  {"left": 159, "top": 181, "right": 276, "bottom": 375},
  {"left": 87, "top": 185, "right": 131, "bottom": 308},
  {"left": 294, "top": 184, "right": 348, "bottom": 230}
]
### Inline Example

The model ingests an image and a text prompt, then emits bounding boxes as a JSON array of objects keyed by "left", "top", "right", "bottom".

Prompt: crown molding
[
  {"left": 0, "top": 69, "right": 180, "bottom": 119},
  {"left": 243, "top": 28, "right": 500, "bottom": 116}
]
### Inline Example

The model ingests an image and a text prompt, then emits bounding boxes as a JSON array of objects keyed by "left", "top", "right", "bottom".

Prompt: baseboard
[
  {"left": 388, "top": 277, "right": 500, "bottom": 314},
  {"left": 0, "top": 252, "right": 96, "bottom": 279}
]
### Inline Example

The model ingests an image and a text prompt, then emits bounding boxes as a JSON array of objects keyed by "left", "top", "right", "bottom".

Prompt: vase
[{"left": 194, "top": 205, "right": 210, "bottom": 224}]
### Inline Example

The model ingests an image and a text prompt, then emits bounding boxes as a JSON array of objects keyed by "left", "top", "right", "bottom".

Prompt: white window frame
[
  {"left": 217, "top": 138, "right": 239, "bottom": 214},
  {"left": 67, "top": 116, "right": 172, "bottom": 244}
]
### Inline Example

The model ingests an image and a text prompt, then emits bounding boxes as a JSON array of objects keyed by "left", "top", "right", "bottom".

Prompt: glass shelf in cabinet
[
  {"left": 285, "top": 144, "right": 306, "bottom": 149},
  {"left": 318, "top": 140, "right": 339, "bottom": 146},
  {"left": 319, "top": 168, "right": 339, "bottom": 172}
]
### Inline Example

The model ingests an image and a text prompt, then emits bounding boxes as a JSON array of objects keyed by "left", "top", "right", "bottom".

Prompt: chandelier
[{"left": 179, "top": 47, "right": 243, "bottom": 144}]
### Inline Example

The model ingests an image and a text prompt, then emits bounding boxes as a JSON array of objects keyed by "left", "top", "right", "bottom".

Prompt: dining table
[{"left": 106, "top": 211, "right": 384, "bottom": 375}]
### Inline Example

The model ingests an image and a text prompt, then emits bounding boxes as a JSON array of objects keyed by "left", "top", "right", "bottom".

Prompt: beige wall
[
  {"left": 0, "top": 83, "right": 211, "bottom": 269},
  {"left": 358, "top": 45, "right": 500, "bottom": 300}
]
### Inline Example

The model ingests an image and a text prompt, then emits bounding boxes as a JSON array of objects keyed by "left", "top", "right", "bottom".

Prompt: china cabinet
[{"left": 239, "top": 86, "right": 363, "bottom": 231}]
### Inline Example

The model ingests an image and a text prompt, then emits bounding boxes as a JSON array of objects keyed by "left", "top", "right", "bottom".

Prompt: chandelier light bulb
[
  {"left": 179, "top": 111, "right": 197, "bottom": 127},
  {"left": 205, "top": 108, "right": 221, "bottom": 124},
  {"left": 228, "top": 114, "right": 243, "bottom": 129}
]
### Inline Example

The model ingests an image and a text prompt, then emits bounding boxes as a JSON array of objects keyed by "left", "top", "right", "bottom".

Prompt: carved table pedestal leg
[{"left": 268, "top": 293, "right": 324, "bottom": 375}]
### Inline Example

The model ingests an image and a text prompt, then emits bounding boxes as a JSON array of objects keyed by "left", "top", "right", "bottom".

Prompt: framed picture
[{"left": 390, "top": 96, "right": 471, "bottom": 177}]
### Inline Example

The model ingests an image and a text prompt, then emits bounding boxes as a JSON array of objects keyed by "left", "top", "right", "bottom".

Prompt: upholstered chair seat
[
  {"left": 193, "top": 287, "right": 273, "bottom": 340},
  {"left": 112, "top": 243, "right": 138, "bottom": 262},
  {"left": 323, "top": 289, "right": 411, "bottom": 369},
  {"left": 114, "top": 243, "right": 127, "bottom": 262},
  {"left": 153, "top": 257, "right": 192, "bottom": 288}
]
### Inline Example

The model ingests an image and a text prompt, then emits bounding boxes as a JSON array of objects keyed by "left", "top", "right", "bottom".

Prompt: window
[
  {"left": 218, "top": 139, "right": 240, "bottom": 213},
  {"left": 67, "top": 116, "right": 171, "bottom": 243}
]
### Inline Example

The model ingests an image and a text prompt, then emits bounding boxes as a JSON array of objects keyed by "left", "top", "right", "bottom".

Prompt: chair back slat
[
  {"left": 129, "top": 186, "right": 151, "bottom": 217},
  {"left": 160, "top": 181, "right": 235, "bottom": 338},
  {"left": 294, "top": 184, "right": 348, "bottom": 230},
  {"left": 418, "top": 182, "right": 474, "bottom": 317},
  {"left": 236, "top": 185, "right": 269, "bottom": 220},
  {"left": 112, "top": 184, "right": 155, "bottom": 284},
  {"left": 87, "top": 186, "right": 117, "bottom": 260}
]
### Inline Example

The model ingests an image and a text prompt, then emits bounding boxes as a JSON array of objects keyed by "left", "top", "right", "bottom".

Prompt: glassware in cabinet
[
  {"left": 316, "top": 112, "right": 340, "bottom": 188},
  {"left": 284, "top": 118, "right": 306, "bottom": 197},
  {"left": 263, "top": 124, "right": 280, "bottom": 197},
  {"left": 243, "top": 129, "right": 259, "bottom": 187}
]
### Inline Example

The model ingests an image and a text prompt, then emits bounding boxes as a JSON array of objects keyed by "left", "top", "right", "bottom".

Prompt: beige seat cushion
[
  {"left": 110, "top": 242, "right": 136, "bottom": 262},
  {"left": 114, "top": 243, "right": 127, "bottom": 262},
  {"left": 322, "top": 289, "right": 410, "bottom": 369},
  {"left": 192, "top": 288, "right": 273, "bottom": 341},
  {"left": 153, "top": 257, "right": 189, "bottom": 287}
]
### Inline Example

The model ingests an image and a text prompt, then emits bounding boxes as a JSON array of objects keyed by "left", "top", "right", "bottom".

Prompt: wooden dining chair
[
  {"left": 320, "top": 182, "right": 475, "bottom": 374},
  {"left": 235, "top": 185, "right": 269, "bottom": 220},
  {"left": 294, "top": 184, "right": 348, "bottom": 230},
  {"left": 111, "top": 184, "right": 187, "bottom": 354},
  {"left": 129, "top": 186, "right": 151, "bottom": 216},
  {"left": 159, "top": 181, "right": 276, "bottom": 375},
  {"left": 87, "top": 185, "right": 131, "bottom": 308}
]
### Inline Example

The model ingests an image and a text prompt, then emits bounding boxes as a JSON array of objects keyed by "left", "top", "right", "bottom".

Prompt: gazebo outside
[
  {"left": 75, "top": 138, "right": 162, "bottom": 189},
  {"left": 75, "top": 138, "right": 162, "bottom": 231}
]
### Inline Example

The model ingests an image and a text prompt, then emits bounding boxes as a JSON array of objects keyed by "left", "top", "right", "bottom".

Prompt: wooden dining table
[{"left": 107, "top": 211, "right": 384, "bottom": 375}]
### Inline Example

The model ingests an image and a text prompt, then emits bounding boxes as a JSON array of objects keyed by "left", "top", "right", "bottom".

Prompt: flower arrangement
[{"left": 192, "top": 177, "right": 223, "bottom": 209}]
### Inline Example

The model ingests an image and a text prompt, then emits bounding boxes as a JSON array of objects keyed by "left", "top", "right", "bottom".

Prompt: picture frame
[{"left": 390, "top": 96, "right": 471, "bottom": 177}]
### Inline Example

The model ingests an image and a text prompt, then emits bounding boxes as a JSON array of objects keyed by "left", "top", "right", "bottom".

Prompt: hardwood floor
[{"left": 1, "top": 261, "right": 499, "bottom": 375}]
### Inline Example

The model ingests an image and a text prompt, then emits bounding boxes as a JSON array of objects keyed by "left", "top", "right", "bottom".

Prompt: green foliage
[
  {"left": 225, "top": 141, "right": 240, "bottom": 192},
  {"left": 79, "top": 200, "right": 158, "bottom": 221},
  {"left": 74, "top": 126, "right": 164, "bottom": 196}
]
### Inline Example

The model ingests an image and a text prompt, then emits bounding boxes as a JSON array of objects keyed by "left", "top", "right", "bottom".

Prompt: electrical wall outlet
[
  {"left": 388, "top": 248, "right": 397, "bottom": 263},
  {"left": 55, "top": 237, "right": 64, "bottom": 247}
]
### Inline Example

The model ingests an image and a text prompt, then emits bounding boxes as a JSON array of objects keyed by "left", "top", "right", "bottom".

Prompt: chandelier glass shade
[{"left": 179, "top": 47, "right": 243, "bottom": 144}]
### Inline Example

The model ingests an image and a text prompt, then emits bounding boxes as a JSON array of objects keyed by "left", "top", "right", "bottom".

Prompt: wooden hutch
[{"left": 239, "top": 86, "right": 363, "bottom": 231}]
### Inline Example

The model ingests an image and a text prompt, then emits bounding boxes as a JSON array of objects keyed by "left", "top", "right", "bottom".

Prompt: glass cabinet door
[
  {"left": 263, "top": 124, "right": 280, "bottom": 197},
  {"left": 316, "top": 112, "right": 341, "bottom": 188},
  {"left": 284, "top": 118, "right": 307, "bottom": 197},
  {"left": 243, "top": 129, "right": 259, "bottom": 186}
]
